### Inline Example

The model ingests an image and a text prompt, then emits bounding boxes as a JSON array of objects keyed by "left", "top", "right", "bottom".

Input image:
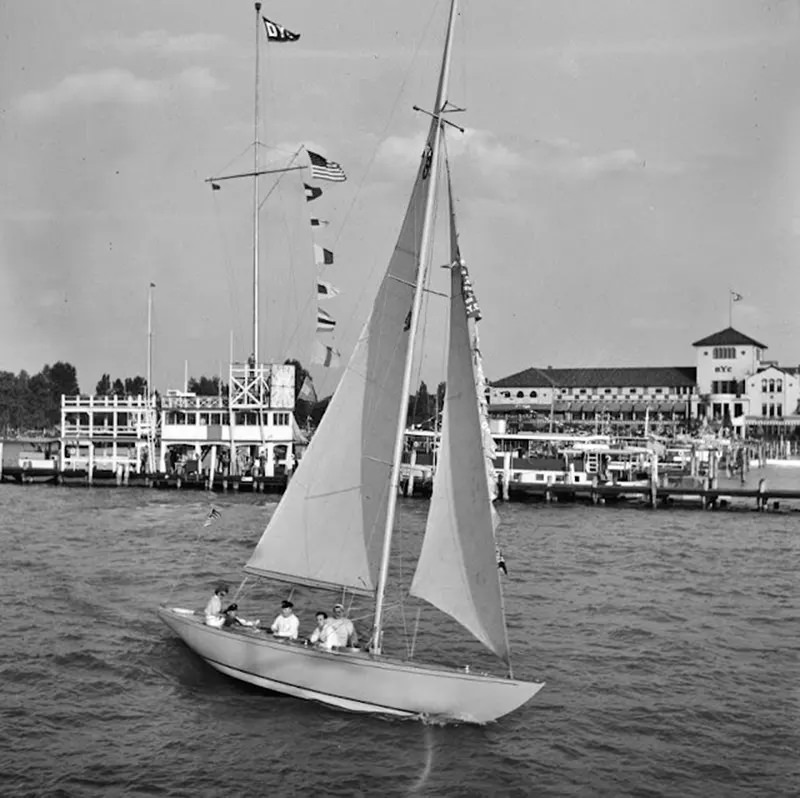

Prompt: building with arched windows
[{"left": 489, "top": 326, "right": 800, "bottom": 438}]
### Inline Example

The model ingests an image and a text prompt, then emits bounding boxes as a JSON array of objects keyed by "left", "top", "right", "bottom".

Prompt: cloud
[
  {"left": 17, "top": 68, "right": 224, "bottom": 118},
  {"left": 86, "top": 30, "right": 227, "bottom": 56},
  {"left": 374, "top": 128, "right": 523, "bottom": 175},
  {"left": 372, "top": 129, "right": 681, "bottom": 184}
]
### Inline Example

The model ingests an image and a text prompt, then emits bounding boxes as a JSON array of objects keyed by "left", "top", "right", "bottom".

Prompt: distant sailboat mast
[
  {"left": 252, "top": 2, "right": 262, "bottom": 362},
  {"left": 371, "top": 0, "right": 459, "bottom": 655}
]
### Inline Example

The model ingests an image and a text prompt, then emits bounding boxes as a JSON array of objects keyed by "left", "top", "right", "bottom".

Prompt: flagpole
[
  {"left": 252, "top": 1, "right": 262, "bottom": 364},
  {"left": 729, "top": 289, "right": 732, "bottom": 328}
]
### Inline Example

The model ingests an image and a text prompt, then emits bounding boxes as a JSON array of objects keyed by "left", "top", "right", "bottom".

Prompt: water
[{"left": 0, "top": 484, "right": 797, "bottom": 797}]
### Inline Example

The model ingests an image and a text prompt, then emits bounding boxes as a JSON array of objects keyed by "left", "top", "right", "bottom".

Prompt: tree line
[{"left": 0, "top": 359, "right": 444, "bottom": 437}]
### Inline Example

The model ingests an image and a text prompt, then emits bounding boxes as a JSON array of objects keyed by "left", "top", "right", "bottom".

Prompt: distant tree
[
  {"left": 188, "top": 375, "right": 225, "bottom": 396},
  {"left": 111, "top": 378, "right": 125, "bottom": 395},
  {"left": 124, "top": 376, "right": 147, "bottom": 395},
  {"left": 50, "top": 361, "right": 80, "bottom": 399},
  {"left": 96, "top": 374, "right": 112, "bottom": 395}
]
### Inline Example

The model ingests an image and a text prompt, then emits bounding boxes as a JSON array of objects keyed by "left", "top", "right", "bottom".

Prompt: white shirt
[
  {"left": 327, "top": 617, "right": 356, "bottom": 648},
  {"left": 310, "top": 623, "right": 336, "bottom": 650},
  {"left": 204, "top": 593, "right": 224, "bottom": 618},
  {"left": 271, "top": 612, "right": 299, "bottom": 639}
]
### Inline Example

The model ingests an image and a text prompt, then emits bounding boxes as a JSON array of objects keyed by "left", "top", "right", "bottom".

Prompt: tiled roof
[
  {"left": 691, "top": 327, "right": 767, "bottom": 348},
  {"left": 491, "top": 366, "right": 696, "bottom": 389}
]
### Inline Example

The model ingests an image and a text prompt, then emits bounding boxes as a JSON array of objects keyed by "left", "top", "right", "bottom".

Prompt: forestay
[
  {"left": 410, "top": 170, "right": 511, "bottom": 663},
  {"left": 244, "top": 119, "right": 442, "bottom": 596}
]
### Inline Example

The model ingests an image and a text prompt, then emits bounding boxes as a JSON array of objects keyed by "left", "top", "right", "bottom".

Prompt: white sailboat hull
[{"left": 159, "top": 607, "right": 543, "bottom": 724}]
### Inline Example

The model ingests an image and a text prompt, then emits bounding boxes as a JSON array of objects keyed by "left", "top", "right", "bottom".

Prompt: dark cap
[
  {"left": 215, "top": 583, "right": 229, "bottom": 595},
  {"left": 333, "top": 602, "right": 344, "bottom": 610},
  {"left": 281, "top": 600, "right": 294, "bottom": 609}
]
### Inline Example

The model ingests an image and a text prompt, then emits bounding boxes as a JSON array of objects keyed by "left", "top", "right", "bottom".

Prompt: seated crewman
[{"left": 270, "top": 600, "right": 299, "bottom": 640}]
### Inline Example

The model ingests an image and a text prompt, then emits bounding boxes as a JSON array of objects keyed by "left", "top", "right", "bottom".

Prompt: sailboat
[{"left": 159, "top": 0, "right": 544, "bottom": 724}]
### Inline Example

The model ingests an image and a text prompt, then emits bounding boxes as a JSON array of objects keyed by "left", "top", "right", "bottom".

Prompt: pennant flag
[
  {"left": 317, "top": 280, "right": 340, "bottom": 300},
  {"left": 403, "top": 308, "right": 412, "bottom": 332},
  {"left": 314, "top": 244, "right": 334, "bottom": 266},
  {"left": 298, "top": 375, "right": 318, "bottom": 404},
  {"left": 307, "top": 150, "right": 347, "bottom": 182},
  {"left": 311, "top": 340, "right": 341, "bottom": 368},
  {"left": 317, "top": 308, "right": 336, "bottom": 332},
  {"left": 731, "top": 291, "right": 743, "bottom": 302},
  {"left": 304, "top": 183, "right": 322, "bottom": 202},
  {"left": 262, "top": 16, "right": 300, "bottom": 42},
  {"left": 310, "top": 218, "right": 329, "bottom": 227},
  {"left": 204, "top": 506, "right": 222, "bottom": 527},
  {"left": 211, "top": 183, "right": 221, "bottom": 191}
]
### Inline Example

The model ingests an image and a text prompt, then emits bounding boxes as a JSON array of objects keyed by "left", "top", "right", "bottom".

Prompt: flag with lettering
[
  {"left": 459, "top": 260, "right": 482, "bottom": 320},
  {"left": 262, "top": 16, "right": 300, "bottom": 42},
  {"left": 307, "top": 150, "right": 347, "bottom": 182},
  {"left": 304, "top": 183, "right": 322, "bottom": 202}
]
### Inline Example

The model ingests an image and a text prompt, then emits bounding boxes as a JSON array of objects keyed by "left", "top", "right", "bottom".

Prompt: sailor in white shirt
[
  {"left": 308, "top": 611, "right": 336, "bottom": 650},
  {"left": 270, "top": 600, "right": 299, "bottom": 640},
  {"left": 204, "top": 583, "right": 229, "bottom": 628}
]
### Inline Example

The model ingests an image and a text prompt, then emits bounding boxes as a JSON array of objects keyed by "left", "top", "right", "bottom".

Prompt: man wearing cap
[
  {"left": 204, "top": 583, "right": 229, "bottom": 627},
  {"left": 270, "top": 600, "right": 299, "bottom": 640},
  {"left": 327, "top": 602, "right": 358, "bottom": 649}
]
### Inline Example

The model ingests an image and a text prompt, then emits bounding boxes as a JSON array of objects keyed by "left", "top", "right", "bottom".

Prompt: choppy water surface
[{"left": 0, "top": 483, "right": 797, "bottom": 797}]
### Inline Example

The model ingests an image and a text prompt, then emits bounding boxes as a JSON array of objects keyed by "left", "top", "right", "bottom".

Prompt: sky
[{"left": 2, "top": 0, "right": 800, "bottom": 396}]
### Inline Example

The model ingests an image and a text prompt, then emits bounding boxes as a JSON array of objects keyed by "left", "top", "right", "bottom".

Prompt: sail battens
[{"left": 242, "top": 567, "right": 375, "bottom": 598}]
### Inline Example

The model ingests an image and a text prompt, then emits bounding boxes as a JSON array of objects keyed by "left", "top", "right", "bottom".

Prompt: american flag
[
  {"left": 307, "top": 150, "right": 347, "bottom": 182},
  {"left": 317, "top": 309, "right": 336, "bottom": 332},
  {"left": 204, "top": 506, "right": 222, "bottom": 527}
]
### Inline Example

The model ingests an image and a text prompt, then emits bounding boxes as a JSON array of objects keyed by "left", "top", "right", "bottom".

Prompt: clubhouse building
[{"left": 488, "top": 327, "right": 800, "bottom": 438}]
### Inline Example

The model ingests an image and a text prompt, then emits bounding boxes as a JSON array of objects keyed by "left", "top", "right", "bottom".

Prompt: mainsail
[
  {"left": 245, "top": 119, "right": 442, "bottom": 596},
  {"left": 409, "top": 169, "right": 511, "bottom": 663}
]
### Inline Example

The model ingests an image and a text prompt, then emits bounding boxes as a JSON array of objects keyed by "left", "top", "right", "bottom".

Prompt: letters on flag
[
  {"left": 314, "top": 244, "right": 334, "bottom": 266},
  {"left": 317, "top": 280, "right": 340, "bottom": 300},
  {"left": 307, "top": 150, "right": 347, "bottom": 182},
  {"left": 311, "top": 340, "right": 341, "bottom": 368},
  {"left": 304, "top": 183, "right": 322, "bottom": 202},
  {"left": 317, "top": 308, "right": 336, "bottom": 332},
  {"left": 458, "top": 259, "right": 482, "bottom": 320},
  {"left": 262, "top": 16, "right": 300, "bottom": 42}
]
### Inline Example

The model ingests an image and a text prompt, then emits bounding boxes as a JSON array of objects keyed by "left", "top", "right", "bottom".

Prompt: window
[
  {"left": 769, "top": 379, "right": 775, "bottom": 392},
  {"left": 712, "top": 347, "right": 736, "bottom": 359},
  {"left": 274, "top": 412, "right": 290, "bottom": 426},
  {"left": 761, "top": 379, "right": 767, "bottom": 392},
  {"left": 502, "top": 391, "right": 511, "bottom": 398},
  {"left": 769, "top": 404, "right": 775, "bottom": 418},
  {"left": 777, "top": 379, "right": 783, "bottom": 392},
  {"left": 529, "top": 391, "right": 538, "bottom": 398},
  {"left": 579, "top": 388, "right": 587, "bottom": 395},
  {"left": 762, "top": 403, "right": 767, "bottom": 416},
  {"left": 629, "top": 388, "right": 637, "bottom": 395},
  {"left": 516, "top": 391, "right": 524, "bottom": 398},
  {"left": 777, "top": 405, "right": 783, "bottom": 417},
  {"left": 604, "top": 388, "right": 612, "bottom": 394},
  {"left": 655, "top": 388, "right": 663, "bottom": 394}
]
